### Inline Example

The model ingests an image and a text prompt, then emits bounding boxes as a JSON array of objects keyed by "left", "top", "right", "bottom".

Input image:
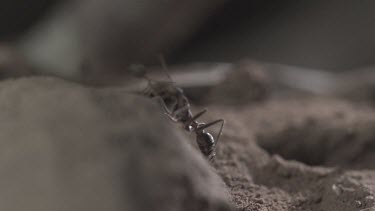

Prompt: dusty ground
[
  {"left": 205, "top": 97, "right": 375, "bottom": 211},
  {"left": 0, "top": 60, "right": 375, "bottom": 211},
  {"left": 121, "top": 61, "right": 375, "bottom": 211},
  {"left": 167, "top": 63, "right": 374, "bottom": 211}
]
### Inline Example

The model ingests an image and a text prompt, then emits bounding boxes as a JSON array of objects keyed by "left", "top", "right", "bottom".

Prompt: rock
[{"left": 0, "top": 76, "right": 233, "bottom": 211}]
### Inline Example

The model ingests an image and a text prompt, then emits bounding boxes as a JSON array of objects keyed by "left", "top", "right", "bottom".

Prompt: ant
[{"left": 133, "top": 57, "right": 224, "bottom": 161}]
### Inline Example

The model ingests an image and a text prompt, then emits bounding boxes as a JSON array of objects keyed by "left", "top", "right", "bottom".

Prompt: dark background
[{"left": 2, "top": 0, "right": 375, "bottom": 72}]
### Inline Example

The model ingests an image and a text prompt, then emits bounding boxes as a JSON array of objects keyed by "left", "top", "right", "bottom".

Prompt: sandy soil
[{"left": 204, "top": 97, "right": 375, "bottom": 211}]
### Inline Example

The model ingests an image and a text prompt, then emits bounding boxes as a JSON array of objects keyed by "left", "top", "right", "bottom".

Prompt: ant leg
[
  {"left": 152, "top": 96, "right": 179, "bottom": 122},
  {"left": 170, "top": 95, "right": 190, "bottom": 117},
  {"left": 171, "top": 103, "right": 190, "bottom": 116},
  {"left": 196, "top": 119, "right": 225, "bottom": 145},
  {"left": 183, "top": 109, "right": 207, "bottom": 129},
  {"left": 158, "top": 93, "right": 178, "bottom": 113},
  {"left": 169, "top": 97, "right": 178, "bottom": 113}
]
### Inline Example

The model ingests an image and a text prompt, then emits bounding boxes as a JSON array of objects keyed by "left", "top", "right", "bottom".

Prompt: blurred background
[
  {"left": 1, "top": 0, "right": 375, "bottom": 98},
  {"left": 3, "top": 2, "right": 375, "bottom": 210}
]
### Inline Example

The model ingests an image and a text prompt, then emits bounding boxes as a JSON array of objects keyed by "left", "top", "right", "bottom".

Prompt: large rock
[{"left": 0, "top": 77, "right": 233, "bottom": 211}]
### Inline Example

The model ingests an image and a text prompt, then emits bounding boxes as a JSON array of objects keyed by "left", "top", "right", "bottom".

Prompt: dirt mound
[{"left": 207, "top": 98, "right": 375, "bottom": 210}]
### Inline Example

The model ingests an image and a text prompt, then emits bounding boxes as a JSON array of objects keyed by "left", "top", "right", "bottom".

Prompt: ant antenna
[{"left": 158, "top": 54, "right": 174, "bottom": 83}]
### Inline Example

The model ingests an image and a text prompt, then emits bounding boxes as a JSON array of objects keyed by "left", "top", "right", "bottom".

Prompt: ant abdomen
[{"left": 196, "top": 132, "right": 216, "bottom": 159}]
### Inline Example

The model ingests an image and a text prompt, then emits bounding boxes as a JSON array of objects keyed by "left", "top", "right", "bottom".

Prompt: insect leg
[
  {"left": 152, "top": 96, "right": 179, "bottom": 122},
  {"left": 171, "top": 103, "right": 190, "bottom": 116}
]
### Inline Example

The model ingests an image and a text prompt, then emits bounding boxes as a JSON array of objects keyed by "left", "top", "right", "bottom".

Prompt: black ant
[{"left": 134, "top": 57, "right": 224, "bottom": 161}]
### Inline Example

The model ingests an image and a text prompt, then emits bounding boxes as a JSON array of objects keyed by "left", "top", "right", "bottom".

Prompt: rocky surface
[{"left": 1, "top": 72, "right": 375, "bottom": 211}]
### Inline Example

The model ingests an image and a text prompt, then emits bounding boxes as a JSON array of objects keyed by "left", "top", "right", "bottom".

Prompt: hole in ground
[{"left": 256, "top": 119, "right": 375, "bottom": 169}]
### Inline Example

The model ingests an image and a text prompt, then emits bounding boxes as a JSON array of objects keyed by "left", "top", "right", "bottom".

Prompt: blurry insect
[{"left": 133, "top": 56, "right": 224, "bottom": 161}]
